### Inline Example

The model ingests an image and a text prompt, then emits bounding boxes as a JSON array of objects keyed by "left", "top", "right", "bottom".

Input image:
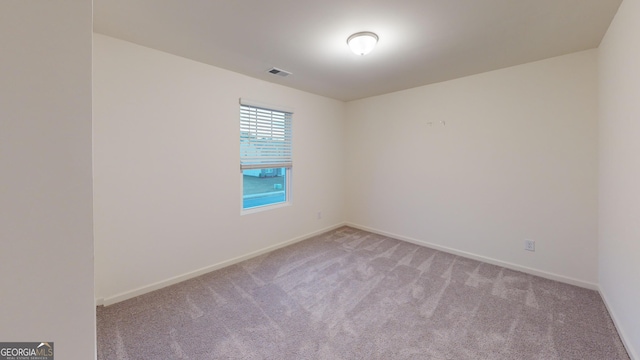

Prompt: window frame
[{"left": 239, "top": 99, "right": 293, "bottom": 214}]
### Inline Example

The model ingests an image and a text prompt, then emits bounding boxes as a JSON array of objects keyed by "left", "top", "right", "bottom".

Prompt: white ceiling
[{"left": 93, "top": 0, "right": 622, "bottom": 102}]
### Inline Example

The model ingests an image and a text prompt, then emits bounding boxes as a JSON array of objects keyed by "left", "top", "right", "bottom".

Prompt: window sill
[{"left": 241, "top": 201, "right": 291, "bottom": 215}]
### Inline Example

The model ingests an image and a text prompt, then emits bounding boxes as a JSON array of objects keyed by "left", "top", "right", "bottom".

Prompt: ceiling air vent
[{"left": 267, "top": 67, "right": 292, "bottom": 77}]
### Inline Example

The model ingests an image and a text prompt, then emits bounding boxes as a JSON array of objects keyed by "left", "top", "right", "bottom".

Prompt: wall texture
[
  {"left": 0, "top": 1, "right": 95, "bottom": 359},
  {"left": 345, "top": 50, "right": 599, "bottom": 287},
  {"left": 598, "top": 0, "right": 640, "bottom": 357},
  {"left": 93, "top": 34, "right": 346, "bottom": 304}
]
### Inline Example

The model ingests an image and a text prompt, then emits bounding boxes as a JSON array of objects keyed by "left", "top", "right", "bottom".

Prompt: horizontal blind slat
[{"left": 240, "top": 104, "right": 292, "bottom": 168}]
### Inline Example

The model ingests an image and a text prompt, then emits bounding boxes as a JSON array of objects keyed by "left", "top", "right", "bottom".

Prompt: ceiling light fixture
[{"left": 347, "top": 31, "right": 379, "bottom": 56}]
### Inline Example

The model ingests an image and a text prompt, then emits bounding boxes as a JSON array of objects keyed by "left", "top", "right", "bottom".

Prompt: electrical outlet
[
  {"left": 317, "top": 211, "right": 322, "bottom": 220},
  {"left": 524, "top": 239, "right": 535, "bottom": 252}
]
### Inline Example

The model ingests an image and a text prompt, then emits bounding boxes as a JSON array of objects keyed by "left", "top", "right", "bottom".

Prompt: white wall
[
  {"left": 0, "top": 1, "right": 95, "bottom": 359},
  {"left": 93, "top": 34, "right": 345, "bottom": 304},
  {"left": 598, "top": 0, "right": 640, "bottom": 357},
  {"left": 345, "top": 50, "right": 599, "bottom": 287}
]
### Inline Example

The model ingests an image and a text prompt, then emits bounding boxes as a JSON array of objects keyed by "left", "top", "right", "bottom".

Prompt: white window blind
[{"left": 240, "top": 103, "right": 292, "bottom": 170}]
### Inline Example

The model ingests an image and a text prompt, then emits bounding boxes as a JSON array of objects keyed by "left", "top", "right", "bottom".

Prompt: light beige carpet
[{"left": 97, "top": 226, "right": 630, "bottom": 359}]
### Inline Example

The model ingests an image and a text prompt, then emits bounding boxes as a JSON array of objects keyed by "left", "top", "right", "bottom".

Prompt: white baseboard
[
  {"left": 599, "top": 287, "right": 638, "bottom": 360},
  {"left": 98, "top": 222, "right": 347, "bottom": 307},
  {"left": 97, "top": 221, "right": 598, "bottom": 303},
  {"left": 345, "top": 222, "right": 599, "bottom": 291}
]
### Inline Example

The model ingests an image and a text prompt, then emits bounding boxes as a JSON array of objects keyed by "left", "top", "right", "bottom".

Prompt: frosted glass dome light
[{"left": 347, "top": 32, "right": 379, "bottom": 56}]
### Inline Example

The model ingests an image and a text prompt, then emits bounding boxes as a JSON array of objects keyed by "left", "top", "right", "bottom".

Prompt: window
[{"left": 240, "top": 99, "right": 292, "bottom": 211}]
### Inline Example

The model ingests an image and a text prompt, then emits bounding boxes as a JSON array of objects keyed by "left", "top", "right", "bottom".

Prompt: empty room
[{"left": 2, "top": 0, "right": 639, "bottom": 359}]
